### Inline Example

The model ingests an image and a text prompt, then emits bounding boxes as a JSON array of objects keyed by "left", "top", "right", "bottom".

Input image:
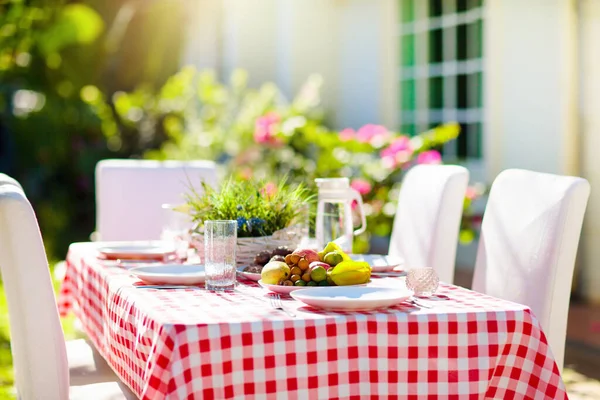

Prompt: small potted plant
[{"left": 186, "top": 177, "right": 314, "bottom": 265}]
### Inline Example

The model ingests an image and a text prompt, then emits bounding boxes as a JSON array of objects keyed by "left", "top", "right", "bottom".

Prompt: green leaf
[{"left": 39, "top": 4, "right": 104, "bottom": 54}]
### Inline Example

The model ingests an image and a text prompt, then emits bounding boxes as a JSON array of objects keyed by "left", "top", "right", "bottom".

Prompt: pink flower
[
  {"left": 338, "top": 128, "right": 355, "bottom": 142},
  {"left": 417, "top": 150, "right": 442, "bottom": 165},
  {"left": 380, "top": 136, "right": 413, "bottom": 168},
  {"left": 465, "top": 186, "right": 478, "bottom": 200},
  {"left": 356, "top": 124, "right": 388, "bottom": 143},
  {"left": 261, "top": 182, "right": 277, "bottom": 199},
  {"left": 351, "top": 178, "right": 372, "bottom": 195},
  {"left": 381, "top": 136, "right": 411, "bottom": 158},
  {"left": 254, "top": 112, "right": 283, "bottom": 146}
]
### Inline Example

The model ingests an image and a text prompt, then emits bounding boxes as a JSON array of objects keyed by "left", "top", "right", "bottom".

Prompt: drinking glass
[
  {"left": 204, "top": 220, "right": 237, "bottom": 291},
  {"left": 161, "top": 203, "right": 193, "bottom": 261}
]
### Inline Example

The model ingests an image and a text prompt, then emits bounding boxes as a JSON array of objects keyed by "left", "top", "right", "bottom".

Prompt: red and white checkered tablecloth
[{"left": 58, "top": 243, "right": 568, "bottom": 399}]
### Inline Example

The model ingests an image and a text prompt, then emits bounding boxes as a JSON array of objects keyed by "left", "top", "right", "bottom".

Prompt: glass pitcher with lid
[{"left": 315, "top": 178, "right": 367, "bottom": 252}]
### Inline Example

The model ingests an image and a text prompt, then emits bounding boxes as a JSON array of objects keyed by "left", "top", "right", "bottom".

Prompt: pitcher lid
[{"left": 315, "top": 177, "right": 350, "bottom": 190}]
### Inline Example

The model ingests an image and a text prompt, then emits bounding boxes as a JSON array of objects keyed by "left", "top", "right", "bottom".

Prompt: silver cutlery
[
  {"left": 371, "top": 271, "right": 407, "bottom": 277},
  {"left": 269, "top": 294, "right": 296, "bottom": 317},
  {"left": 135, "top": 285, "right": 199, "bottom": 290},
  {"left": 407, "top": 297, "right": 433, "bottom": 308}
]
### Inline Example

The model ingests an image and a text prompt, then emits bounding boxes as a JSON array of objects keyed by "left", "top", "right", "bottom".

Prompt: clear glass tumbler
[
  {"left": 161, "top": 203, "right": 193, "bottom": 261},
  {"left": 204, "top": 220, "right": 237, "bottom": 291}
]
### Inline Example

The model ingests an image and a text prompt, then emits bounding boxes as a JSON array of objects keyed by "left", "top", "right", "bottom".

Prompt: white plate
[
  {"left": 237, "top": 266, "right": 262, "bottom": 281},
  {"left": 291, "top": 286, "right": 412, "bottom": 311},
  {"left": 348, "top": 254, "right": 404, "bottom": 272},
  {"left": 258, "top": 280, "right": 368, "bottom": 295},
  {"left": 130, "top": 264, "right": 206, "bottom": 285},
  {"left": 97, "top": 242, "right": 176, "bottom": 260}
]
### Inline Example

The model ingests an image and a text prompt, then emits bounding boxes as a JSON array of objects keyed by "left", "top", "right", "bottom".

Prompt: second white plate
[
  {"left": 237, "top": 266, "right": 262, "bottom": 281},
  {"left": 130, "top": 264, "right": 205, "bottom": 285},
  {"left": 258, "top": 279, "right": 369, "bottom": 295},
  {"left": 97, "top": 242, "right": 176, "bottom": 261},
  {"left": 348, "top": 254, "right": 404, "bottom": 272},
  {"left": 291, "top": 286, "right": 412, "bottom": 311}
]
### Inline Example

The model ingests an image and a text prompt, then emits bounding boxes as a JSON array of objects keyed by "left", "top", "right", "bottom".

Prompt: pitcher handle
[{"left": 350, "top": 188, "right": 367, "bottom": 236}]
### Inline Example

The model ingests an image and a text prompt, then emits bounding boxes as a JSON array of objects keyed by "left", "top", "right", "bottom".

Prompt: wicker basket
[{"left": 190, "top": 227, "right": 303, "bottom": 266}]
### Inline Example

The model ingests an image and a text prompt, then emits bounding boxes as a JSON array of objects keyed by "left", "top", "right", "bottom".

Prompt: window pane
[
  {"left": 429, "top": 77, "right": 444, "bottom": 109},
  {"left": 457, "top": 123, "right": 469, "bottom": 158},
  {"left": 402, "top": 34, "right": 415, "bottom": 66},
  {"left": 400, "top": 0, "right": 414, "bottom": 23},
  {"left": 457, "top": 74, "right": 468, "bottom": 109},
  {"left": 401, "top": 124, "right": 416, "bottom": 136},
  {"left": 429, "top": 28, "right": 444, "bottom": 63},
  {"left": 468, "top": 123, "right": 482, "bottom": 158},
  {"left": 468, "top": 72, "right": 483, "bottom": 108},
  {"left": 457, "top": 0, "right": 469, "bottom": 12},
  {"left": 466, "top": 20, "right": 482, "bottom": 59},
  {"left": 457, "top": 24, "right": 467, "bottom": 61},
  {"left": 468, "top": 0, "right": 483, "bottom": 8},
  {"left": 401, "top": 80, "right": 416, "bottom": 111},
  {"left": 429, "top": 0, "right": 443, "bottom": 17}
]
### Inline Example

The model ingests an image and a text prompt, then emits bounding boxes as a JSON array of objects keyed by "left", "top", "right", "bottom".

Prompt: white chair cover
[
  {"left": 0, "top": 175, "right": 70, "bottom": 399},
  {"left": 0, "top": 175, "right": 135, "bottom": 399},
  {"left": 388, "top": 164, "right": 469, "bottom": 284},
  {"left": 95, "top": 159, "right": 218, "bottom": 241},
  {"left": 472, "top": 169, "right": 590, "bottom": 371}
]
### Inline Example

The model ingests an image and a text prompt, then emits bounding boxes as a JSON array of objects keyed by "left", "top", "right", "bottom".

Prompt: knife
[{"left": 134, "top": 285, "right": 200, "bottom": 289}]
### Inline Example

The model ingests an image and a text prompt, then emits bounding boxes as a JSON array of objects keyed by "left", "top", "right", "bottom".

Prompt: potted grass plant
[{"left": 186, "top": 177, "right": 314, "bottom": 265}]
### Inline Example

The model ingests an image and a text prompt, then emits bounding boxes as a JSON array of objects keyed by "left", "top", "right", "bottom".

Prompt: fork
[
  {"left": 408, "top": 297, "right": 433, "bottom": 308},
  {"left": 269, "top": 294, "right": 296, "bottom": 317},
  {"left": 135, "top": 285, "right": 199, "bottom": 290}
]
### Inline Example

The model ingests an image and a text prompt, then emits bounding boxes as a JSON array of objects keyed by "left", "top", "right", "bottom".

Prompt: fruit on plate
[
  {"left": 323, "top": 251, "right": 343, "bottom": 267},
  {"left": 270, "top": 255, "right": 286, "bottom": 263},
  {"left": 254, "top": 250, "right": 272, "bottom": 266},
  {"left": 329, "top": 261, "right": 371, "bottom": 286},
  {"left": 259, "top": 242, "right": 372, "bottom": 287},
  {"left": 309, "top": 265, "right": 327, "bottom": 283},
  {"left": 318, "top": 242, "right": 352, "bottom": 263},
  {"left": 309, "top": 261, "right": 330, "bottom": 271},
  {"left": 261, "top": 261, "right": 291, "bottom": 284},
  {"left": 292, "top": 248, "right": 320, "bottom": 263},
  {"left": 272, "top": 246, "right": 294, "bottom": 257},
  {"left": 244, "top": 265, "right": 263, "bottom": 274},
  {"left": 253, "top": 247, "right": 294, "bottom": 267}
]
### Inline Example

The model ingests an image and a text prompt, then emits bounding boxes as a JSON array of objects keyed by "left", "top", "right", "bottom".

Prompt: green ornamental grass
[{"left": 186, "top": 177, "right": 314, "bottom": 238}]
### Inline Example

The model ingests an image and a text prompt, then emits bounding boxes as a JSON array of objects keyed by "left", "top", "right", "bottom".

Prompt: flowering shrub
[{"left": 101, "top": 66, "right": 481, "bottom": 252}]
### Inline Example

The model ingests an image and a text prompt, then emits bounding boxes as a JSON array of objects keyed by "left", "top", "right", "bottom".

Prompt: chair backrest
[
  {"left": 472, "top": 169, "right": 590, "bottom": 371},
  {"left": 95, "top": 159, "right": 219, "bottom": 241},
  {"left": 388, "top": 164, "right": 469, "bottom": 283},
  {"left": 0, "top": 174, "right": 69, "bottom": 399}
]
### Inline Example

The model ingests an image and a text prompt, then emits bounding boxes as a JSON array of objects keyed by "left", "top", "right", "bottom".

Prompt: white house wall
[
  {"left": 221, "top": 0, "right": 279, "bottom": 86},
  {"left": 186, "top": 0, "right": 397, "bottom": 130},
  {"left": 485, "top": 0, "right": 579, "bottom": 179},
  {"left": 578, "top": 0, "right": 600, "bottom": 304}
]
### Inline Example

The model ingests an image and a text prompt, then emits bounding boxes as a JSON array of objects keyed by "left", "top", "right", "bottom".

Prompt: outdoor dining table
[{"left": 58, "top": 242, "right": 568, "bottom": 399}]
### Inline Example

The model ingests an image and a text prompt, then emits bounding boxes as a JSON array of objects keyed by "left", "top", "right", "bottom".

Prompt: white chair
[
  {"left": 0, "top": 174, "right": 135, "bottom": 399},
  {"left": 388, "top": 164, "right": 469, "bottom": 284},
  {"left": 472, "top": 169, "right": 590, "bottom": 371},
  {"left": 95, "top": 159, "right": 218, "bottom": 241}
]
